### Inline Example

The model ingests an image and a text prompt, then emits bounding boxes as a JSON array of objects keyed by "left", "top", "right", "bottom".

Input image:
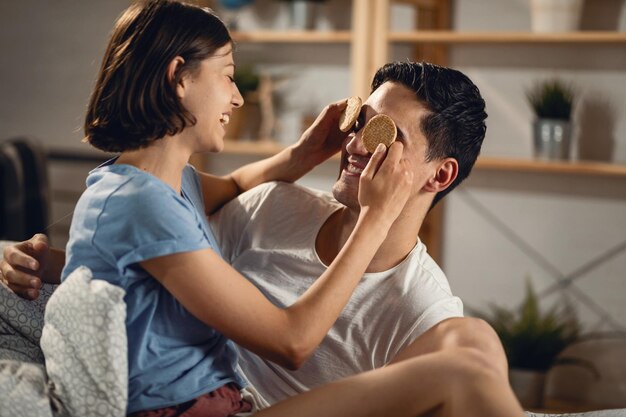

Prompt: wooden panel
[
  {"left": 412, "top": 0, "right": 450, "bottom": 64},
  {"left": 351, "top": 0, "right": 376, "bottom": 98},
  {"left": 409, "top": 0, "right": 451, "bottom": 260},
  {"left": 421, "top": 202, "right": 444, "bottom": 265},
  {"left": 372, "top": 0, "right": 391, "bottom": 74}
]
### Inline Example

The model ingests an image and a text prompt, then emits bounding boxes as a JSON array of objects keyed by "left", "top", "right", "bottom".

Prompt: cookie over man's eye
[
  {"left": 361, "top": 114, "right": 397, "bottom": 154},
  {"left": 339, "top": 96, "right": 363, "bottom": 132}
]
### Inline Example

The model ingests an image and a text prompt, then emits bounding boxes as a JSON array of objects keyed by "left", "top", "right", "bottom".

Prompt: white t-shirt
[{"left": 210, "top": 182, "right": 463, "bottom": 406}]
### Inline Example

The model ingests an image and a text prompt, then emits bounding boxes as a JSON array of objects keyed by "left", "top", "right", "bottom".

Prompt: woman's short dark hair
[
  {"left": 84, "top": 0, "right": 232, "bottom": 152},
  {"left": 372, "top": 61, "right": 488, "bottom": 208}
]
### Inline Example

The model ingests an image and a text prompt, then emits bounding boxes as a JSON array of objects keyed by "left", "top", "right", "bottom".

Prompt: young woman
[{"left": 2, "top": 1, "right": 524, "bottom": 416}]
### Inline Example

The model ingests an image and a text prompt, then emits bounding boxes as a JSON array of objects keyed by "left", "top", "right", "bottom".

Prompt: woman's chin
[{"left": 203, "top": 135, "right": 225, "bottom": 153}]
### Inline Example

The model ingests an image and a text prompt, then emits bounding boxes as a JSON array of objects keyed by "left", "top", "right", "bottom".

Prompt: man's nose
[{"left": 345, "top": 132, "right": 370, "bottom": 156}]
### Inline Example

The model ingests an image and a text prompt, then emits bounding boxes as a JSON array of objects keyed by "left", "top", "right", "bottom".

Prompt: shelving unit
[
  {"left": 222, "top": 140, "right": 626, "bottom": 178},
  {"left": 211, "top": 0, "right": 626, "bottom": 263}
]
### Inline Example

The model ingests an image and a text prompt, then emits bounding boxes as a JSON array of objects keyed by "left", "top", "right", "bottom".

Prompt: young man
[
  {"left": 2, "top": 62, "right": 510, "bottom": 407},
  {"left": 209, "top": 61, "right": 502, "bottom": 406}
]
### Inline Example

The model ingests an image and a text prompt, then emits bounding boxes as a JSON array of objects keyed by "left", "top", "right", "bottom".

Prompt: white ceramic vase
[
  {"left": 509, "top": 368, "right": 547, "bottom": 408},
  {"left": 530, "top": 0, "right": 584, "bottom": 32}
]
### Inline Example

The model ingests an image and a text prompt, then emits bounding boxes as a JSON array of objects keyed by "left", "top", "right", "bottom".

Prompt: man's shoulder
[
  {"left": 239, "top": 181, "right": 336, "bottom": 210},
  {"left": 395, "top": 241, "right": 454, "bottom": 296}
]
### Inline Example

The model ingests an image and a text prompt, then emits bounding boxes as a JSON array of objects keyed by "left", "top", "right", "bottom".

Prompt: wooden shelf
[
  {"left": 221, "top": 141, "right": 626, "bottom": 177},
  {"left": 475, "top": 157, "right": 626, "bottom": 177},
  {"left": 389, "top": 31, "right": 626, "bottom": 44},
  {"left": 47, "top": 144, "right": 626, "bottom": 178},
  {"left": 223, "top": 139, "right": 286, "bottom": 155},
  {"left": 231, "top": 30, "right": 351, "bottom": 43}
]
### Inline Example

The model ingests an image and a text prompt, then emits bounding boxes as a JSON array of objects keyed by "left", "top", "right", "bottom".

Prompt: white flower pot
[
  {"left": 510, "top": 368, "right": 547, "bottom": 408},
  {"left": 530, "top": 0, "right": 584, "bottom": 33}
]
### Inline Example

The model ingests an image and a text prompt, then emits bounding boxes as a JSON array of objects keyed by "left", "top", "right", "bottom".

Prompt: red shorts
[{"left": 128, "top": 383, "right": 253, "bottom": 417}]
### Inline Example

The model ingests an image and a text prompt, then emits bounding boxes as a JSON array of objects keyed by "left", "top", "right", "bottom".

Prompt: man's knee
[
  {"left": 437, "top": 317, "right": 508, "bottom": 376},
  {"left": 437, "top": 318, "right": 496, "bottom": 348}
]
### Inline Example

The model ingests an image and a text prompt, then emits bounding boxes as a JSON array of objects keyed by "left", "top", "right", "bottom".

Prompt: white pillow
[
  {"left": 40, "top": 266, "right": 128, "bottom": 417},
  {"left": 0, "top": 360, "right": 54, "bottom": 417}
]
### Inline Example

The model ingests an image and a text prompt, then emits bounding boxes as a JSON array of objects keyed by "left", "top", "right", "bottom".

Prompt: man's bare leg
[
  {"left": 390, "top": 317, "right": 509, "bottom": 379},
  {"left": 256, "top": 347, "right": 524, "bottom": 417}
]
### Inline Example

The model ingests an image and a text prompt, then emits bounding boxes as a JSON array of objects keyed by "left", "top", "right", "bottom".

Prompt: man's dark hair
[
  {"left": 84, "top": 0, "right": 232, "bottom": 152},
  {"left": 372, "top": 61, "right": 487, "bottom": 208}
]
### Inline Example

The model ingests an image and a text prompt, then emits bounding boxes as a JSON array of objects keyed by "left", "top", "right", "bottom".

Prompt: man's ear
[
  {"left": 423, "top": 158, "right": 458, "bottom": 193},
  {"left": 167, "top": 56, "right": 186, "bottom": 99}
]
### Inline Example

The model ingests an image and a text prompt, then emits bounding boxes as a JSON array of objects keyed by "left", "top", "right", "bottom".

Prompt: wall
[
  {"left": 0, "top": 0, "right": 624, "bottom": 331},
  {"left": 443, "top": 0, "right": 626, "bottom": 332}
]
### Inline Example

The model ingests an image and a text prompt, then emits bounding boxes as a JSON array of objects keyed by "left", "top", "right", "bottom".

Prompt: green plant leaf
[
  {"left": 526, "top": 79, "right": 574, "bottom": 120},
  {"left": 471, "top": 277, "right": 581, "bottom": 371}
]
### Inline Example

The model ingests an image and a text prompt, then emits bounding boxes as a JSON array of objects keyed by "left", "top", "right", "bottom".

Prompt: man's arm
[
  {"left": 198, "top": 99, "right": 349, "bottom": 215},
  {"left": 1, "top": 234, "right": 65, "bottom": 299},
  {"left": 387, "top": 317, "right": 509, "bottom": 379}
]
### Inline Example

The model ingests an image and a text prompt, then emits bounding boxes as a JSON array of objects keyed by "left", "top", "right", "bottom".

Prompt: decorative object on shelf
[
  {"left": 218, "top": 0, "right": 254, "bottom": 30},
  {"left": 282, "top": 0, "right": 327, "bottom": 30},
  {"left": 256, "top": 74, "right": 276, "bottom": 140},
  {"left": 530, "top": 0, "right": 585, "bottom": 33},
  {"left": 226, "top": 65, "right": 260, "bottom": 140},
  {"left": 526, "top": 79, "right": 576, "bottom": 160},
  {"left": 471, "top": 279, "right": 581, "bottom": 408},
  {"left": 227, "top": 66, "right": 278, "bottom": 141}
]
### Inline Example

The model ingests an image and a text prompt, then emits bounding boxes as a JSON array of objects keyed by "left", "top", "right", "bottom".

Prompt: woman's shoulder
[{"left": 85, "top": 164, "right": 193, "bottom": 221}]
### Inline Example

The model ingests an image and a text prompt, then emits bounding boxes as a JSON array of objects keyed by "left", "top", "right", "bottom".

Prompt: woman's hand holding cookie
[
  {"left": 357, "top": 141, "right": 413, "bottom": 231},
  {"left": 290, "top": 97, "right": 359, "bottom": 172}
]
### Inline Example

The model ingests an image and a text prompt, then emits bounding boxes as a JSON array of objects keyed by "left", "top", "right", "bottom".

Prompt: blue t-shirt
[{"left": 61, "top": 162, "right": 246, "bottom": 413}]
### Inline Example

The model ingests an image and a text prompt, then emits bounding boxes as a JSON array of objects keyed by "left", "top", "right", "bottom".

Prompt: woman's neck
[{"left": 115, "top": 135, "right": 191, "bottom": 193}]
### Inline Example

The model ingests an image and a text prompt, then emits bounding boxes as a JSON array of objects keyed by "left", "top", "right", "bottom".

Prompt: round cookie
[
  {"left": 339, "top": 96, "right": 362, "bottom": 132},
  {"left": 361, "top": 114, "right": 397, "bottom": 153}
]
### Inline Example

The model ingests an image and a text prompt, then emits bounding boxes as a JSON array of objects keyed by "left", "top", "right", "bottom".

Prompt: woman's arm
[
  {"left": 0, "top": 100, "right": 346, "bottom": 298},
  {"left": 199, "top": 99, "right": 349, "bottom": 214},
  {"left": 142, "top": 142, "right": 413, "bottom": 370}
]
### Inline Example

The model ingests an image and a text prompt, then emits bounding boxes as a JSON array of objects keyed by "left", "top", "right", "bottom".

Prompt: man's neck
[{"left": 315, "top": 201, "right": 426, "bottom": 273}]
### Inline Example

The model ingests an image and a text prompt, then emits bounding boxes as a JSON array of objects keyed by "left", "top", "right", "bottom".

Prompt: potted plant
[
  {"left": 526, "top": 79, "right": 575, "bottom": 160},
  {"left": 472, "top": 280, "right": 581, "bottom": 408}
]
